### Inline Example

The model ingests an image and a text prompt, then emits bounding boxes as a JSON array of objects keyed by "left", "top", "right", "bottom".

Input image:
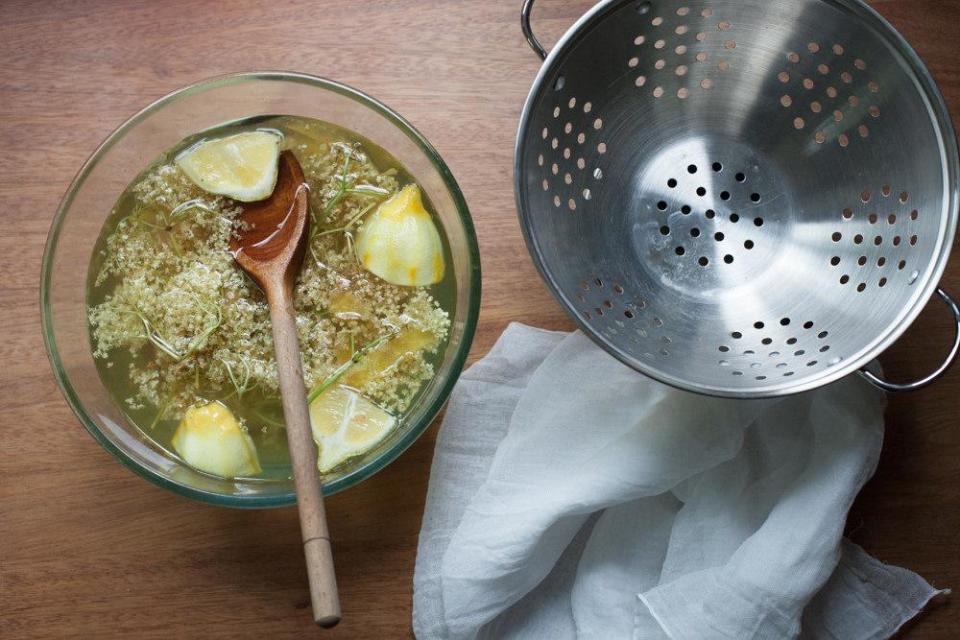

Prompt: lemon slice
[
  {"left": 309, "top": 386, "right": 397, "bottom": 473},
  {"left": 172, "top": 402, "right": 261, "bottom": 478},
  {"left": 175, "top": 131, "right": 281, "bottom": 202},
  {"left": 355, "top": 184, "right": 445, "bottom": 286}
]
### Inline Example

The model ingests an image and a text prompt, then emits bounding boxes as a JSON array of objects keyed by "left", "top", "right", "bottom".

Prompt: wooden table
[{"left": 2, "top": 1, "right": 958, "bottom": 637}]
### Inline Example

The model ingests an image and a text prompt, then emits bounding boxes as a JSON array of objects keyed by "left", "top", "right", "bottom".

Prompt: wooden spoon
[{"left": 230, "top": 150, "right": 341, "bottom": 628}]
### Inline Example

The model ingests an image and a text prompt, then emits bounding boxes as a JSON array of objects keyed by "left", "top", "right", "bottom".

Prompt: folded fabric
[{"left": 413, "top": 323, "right": 946, "bottom": 639}]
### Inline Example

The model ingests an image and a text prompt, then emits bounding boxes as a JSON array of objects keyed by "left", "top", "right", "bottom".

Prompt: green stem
[
  {"left": 219, "top": 355, "right": 253, "bottom": 400},
  {"left": 123, "top": 298, "right": 221, "bottom": 363},
  {"left": 148, "top": 398, "right": 173, "bottom": 430},
  {"left": 321, "top": 190, "right": 347, "bottom": 218},
  {"left": 345, "top": 184, "right": 390, "bottom": 197},
  {"left": 319, "top": 149, "right": 354, "bottom": 219},
  {"left": 167, "top": 232, "right": 184, "bottom": 258},
  {"left": 252, "top": 408, "right": 286, "bottom": 428},
  {"left": 183, "top": 301, "right": 222, "bottom": 356},
  {"left": 126, "top": 217, "right": 164, "bottom": 231},
  {"left": 312, "top": 200, "right": 381, "bottom": 238},
  {"left": 169, "top": 199, "right": 216, "bottom": 220},
  {"left": 126, "top": 310, "right": 184, "bottom": 360}
]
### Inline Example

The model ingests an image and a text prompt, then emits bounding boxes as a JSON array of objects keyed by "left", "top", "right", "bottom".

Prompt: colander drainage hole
[
  {"left": 675, "top": 246, "right": 686, "bottom": 256},
  {"left": 736, "top": 172, "right": 746, "bottom": 182},
  {"left": 724, "top": 255, "right": 734, "bottom": 264},
  {"left": 729, "top": 213, "right": 739, "bottom": 222},
  {"left": 690, "top": 228, "right": 701, "bottom": 237},
  {"left": 707, "top": 209, "right": 718, "bottom": 219},
  {"left": 667, "top": 178, "right": 677, "bottom": 188},
  {"left": 712, "top": 162, "right": 723, "bottom": 172},
  {"left": 698, "top": 257, "right": 709, "bottom": 266},
  {"left": 720, "top": 191, "right": 731, "bottom": 201},
  {"left": 744, "top": 240, "right": 754, "bottom": 249},
  {"left": 660, "top": 225, "right": 671, "bottom": 235}
]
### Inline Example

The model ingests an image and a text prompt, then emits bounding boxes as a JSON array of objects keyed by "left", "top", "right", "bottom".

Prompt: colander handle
[
  {"left": 521, "top": 0, "right": 548, "bottom": 60},
  {"left": 860, "top": 288, "right": 960, "bottom": 392}
]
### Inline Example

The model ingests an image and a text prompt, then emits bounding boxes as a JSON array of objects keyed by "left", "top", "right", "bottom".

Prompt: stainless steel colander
[{"left": 515, "top": 0, "right": 960, "bottom": 397}]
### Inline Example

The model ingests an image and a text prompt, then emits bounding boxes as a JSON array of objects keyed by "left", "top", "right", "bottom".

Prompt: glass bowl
[{"left": 41, "top": 72, "right": 481, "bottom": 508}]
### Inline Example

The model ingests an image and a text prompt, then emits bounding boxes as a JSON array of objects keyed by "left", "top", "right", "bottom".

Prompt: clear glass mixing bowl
[{"left": 41, "top": 72, "right": 481, "bottom": 507}]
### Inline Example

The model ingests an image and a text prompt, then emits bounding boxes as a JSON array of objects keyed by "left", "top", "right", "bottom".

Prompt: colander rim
[{"left": 513, "top": 0, "right": 959, "bottom": 398}]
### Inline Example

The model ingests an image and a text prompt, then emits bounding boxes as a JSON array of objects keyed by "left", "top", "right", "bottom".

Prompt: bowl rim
[{"left": 41, "top": 71, "right": 481, "bottom": 508}]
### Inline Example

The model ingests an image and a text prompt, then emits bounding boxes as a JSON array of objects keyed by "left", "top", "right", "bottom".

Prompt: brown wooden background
[{"left": 2, "top": 1, "right": 958, "bottom": 637}]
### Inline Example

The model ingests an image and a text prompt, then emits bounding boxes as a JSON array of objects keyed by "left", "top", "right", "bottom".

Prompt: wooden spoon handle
[{"left": 268, "top": 288, "right": 341, "bottom": 628}]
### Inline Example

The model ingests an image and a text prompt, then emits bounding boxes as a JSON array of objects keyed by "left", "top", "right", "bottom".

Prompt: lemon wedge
[
  {"left": 309, "top": 386, "right": 397, "bottom": 473},
  {"left": 355, "top": 184, "right": 445, "bottom": 286},
  {"left": 175, "top": 131, "right": 281, "bottom": 202},
  {"left": 335, "top": 325, "right": 438, "bottom": 389},
  {"left": 172, "top": 402, "right": 261, "bottom": 478}
]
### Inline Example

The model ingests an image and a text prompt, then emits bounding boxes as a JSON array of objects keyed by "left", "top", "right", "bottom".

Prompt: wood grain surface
[{"left": 1, "top": 1, "right": 958, "bottom": 638}]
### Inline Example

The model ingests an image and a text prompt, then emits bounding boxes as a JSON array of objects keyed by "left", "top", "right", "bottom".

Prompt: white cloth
[{"left": 413, "top": 324, "right": 946, "bottom": 639}]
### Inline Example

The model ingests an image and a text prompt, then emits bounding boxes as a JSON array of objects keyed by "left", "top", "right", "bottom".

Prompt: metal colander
[{"left": 515, "top": 0, "right": 960, "bottom": 397}]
